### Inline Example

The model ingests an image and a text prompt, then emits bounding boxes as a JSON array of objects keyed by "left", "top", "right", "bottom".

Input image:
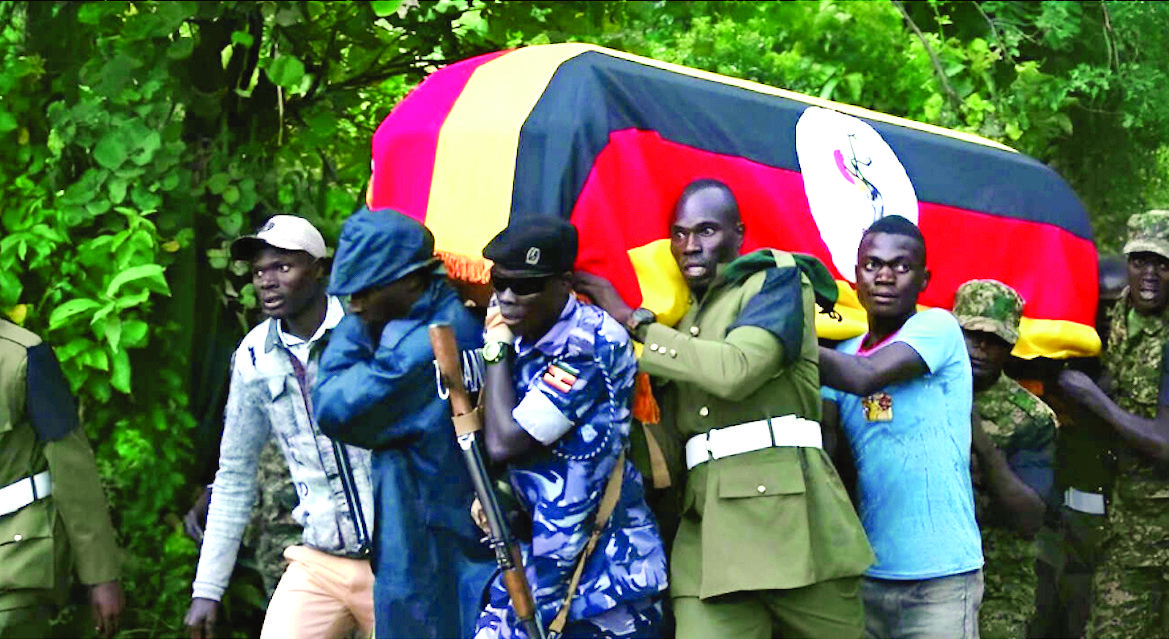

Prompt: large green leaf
[
  {"left": 121, "top": 319, "right": 149, "bottom": 348},
  {"left": 108, "top": 177, "right": 129, "bottom": 204},
  {"left": 106, "top": 264, "right": 169, "bottom": 298},
  {"left": 55, "top": 338, "right": 91, "bottom": 362},
  {"left": 49, "top": 298, "right": 103, "bottom": 330},
  {"left": 371, "top": 0, "right": 403, "bottom": 17},
  {"left": 103, "top": 316, "right": 123, "bottom": 352},
  {"left": 0, "top": 110, "right": 17, "bottom": 133},
  {"left": 206, "top": 172, "right": 231, "bottom": 194},
  {"left": 266, "top": 54, "right": 305, "bottom": 89},
  {"left": 0, "top": 270, "right": 22, "bottom": 307},
  {"left": 111, "top": 348, "right": 131, "bottom": 394},
  {"left": 94, "top": 133, "right": 129, "bottom": 170},
  {"left": 79, "top": 347, "right": 109, "bottom": 372},
  {"left": 130, "top": 131, "right": 162, "bottom": 166}
]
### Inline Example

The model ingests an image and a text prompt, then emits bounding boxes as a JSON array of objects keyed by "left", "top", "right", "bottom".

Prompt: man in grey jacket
[{"left": 184, "top": 215, "right": 375, "bottom": 639}]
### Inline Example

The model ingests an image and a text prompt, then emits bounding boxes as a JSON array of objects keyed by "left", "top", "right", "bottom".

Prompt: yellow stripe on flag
[
  {"left": 624, "top": 242, "right": 1100, "bottom": 359},
  {"left": 1014, "top": 317, "right": 1101, "bottom": 360},
  {"left": 819, "top": 280, "right": 1102, "bottom": 358},
  {"left": 426, "top": 44, "right": 597, "bottom": 258}
]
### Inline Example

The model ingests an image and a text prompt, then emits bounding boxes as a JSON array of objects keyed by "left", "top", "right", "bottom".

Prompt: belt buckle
[{"left": 705, "top": 426, "right": 726, "bottom": 461}]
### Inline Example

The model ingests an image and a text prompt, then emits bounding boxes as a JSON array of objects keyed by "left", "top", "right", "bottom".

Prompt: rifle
[{"left": 428, "top": 323, "right": 547, "bottom": 639}]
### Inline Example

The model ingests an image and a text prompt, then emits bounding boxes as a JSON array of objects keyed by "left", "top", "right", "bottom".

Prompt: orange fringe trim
[
  {"left": 437, "top": 251, "right": 492, "bottom": 284},
  {"left": 1019, "top": 379, "right": 1045, "bottom": 397},
  {"left": 632, "top": 372, "right": 660, "bottom": 425}
]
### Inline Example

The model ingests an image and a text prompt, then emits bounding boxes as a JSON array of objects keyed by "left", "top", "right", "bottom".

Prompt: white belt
[
  {"left": 686, "top": 416, "right": 822, "bottom": 470},
  {"left": 1064, "top": 488, "right": 1105, "bottom": 515},
  {"left": 0, "top": 471, "right": 52, "bottom": 518}
]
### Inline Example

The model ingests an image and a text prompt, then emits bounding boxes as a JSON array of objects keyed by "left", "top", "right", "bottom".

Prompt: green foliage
[{"left": 0, "top": 0, "right": 495, "bottom": 635}]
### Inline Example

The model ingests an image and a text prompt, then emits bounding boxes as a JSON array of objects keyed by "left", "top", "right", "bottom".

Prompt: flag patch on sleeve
[{"left": 543, "top": 361, "right": 579, "bottom": 393}]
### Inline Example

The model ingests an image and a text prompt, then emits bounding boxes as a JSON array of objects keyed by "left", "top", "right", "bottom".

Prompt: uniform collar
[{"left": 265, "top": 295, "right": 346, "bottom": 353}]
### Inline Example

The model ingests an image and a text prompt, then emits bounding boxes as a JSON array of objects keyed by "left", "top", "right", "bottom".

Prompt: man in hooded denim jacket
[{"left": 314, "top": 208, "right": 494, "bottom": 639}]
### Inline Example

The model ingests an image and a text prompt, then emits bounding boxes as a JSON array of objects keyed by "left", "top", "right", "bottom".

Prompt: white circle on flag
[{"left": 796, "top": 107, "right": 919, "bottom": 282}]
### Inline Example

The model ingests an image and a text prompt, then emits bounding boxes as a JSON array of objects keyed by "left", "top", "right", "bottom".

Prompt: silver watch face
[{"left": 483, "top": 341, "right": 505, "bottom": 362}]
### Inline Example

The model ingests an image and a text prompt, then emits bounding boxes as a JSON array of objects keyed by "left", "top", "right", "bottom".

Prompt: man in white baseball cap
[{"left": 185, "top": 215, "right": 375, "bottom": 639}]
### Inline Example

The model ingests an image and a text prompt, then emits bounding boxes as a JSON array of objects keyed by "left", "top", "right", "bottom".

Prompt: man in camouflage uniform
[
  {"left": 1027, "top": 256, "right": 1124, "bottom": 639},
  {"left": 956, "top": 280, "right": 1058, "bottom": 638},
  {"left": 1059, "top": 211, "right": 1169, "bottom": 638}
]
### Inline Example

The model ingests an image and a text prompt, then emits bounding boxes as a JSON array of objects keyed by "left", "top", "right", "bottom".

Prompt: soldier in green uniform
[
  {"left": 0, "top": 319, "right": 124, "bottom": 638},
  {"left": 1026, "top": 256, "right": 1124, "bottom": 639},
  {"left": 954, "top": 280, "right": 1058, "bottom": 638},
  {"left": 185, "top": 439, "right": 301, "bottom": 601},
  {"left": 1058, "top": 211, "right": 1169, "bottom": 638},
  {"left": 576, "top": 178, "right": 874, "bottom": 639}
]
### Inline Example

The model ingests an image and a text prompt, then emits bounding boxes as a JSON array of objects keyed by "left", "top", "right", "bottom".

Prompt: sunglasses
[{"left": 490, "top": 272, "right": 549, "bottom": 295}]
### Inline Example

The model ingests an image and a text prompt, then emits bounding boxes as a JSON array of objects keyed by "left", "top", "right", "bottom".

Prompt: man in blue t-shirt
[{"left": 820, "top": 215, "right": 984, "bottom": 639}]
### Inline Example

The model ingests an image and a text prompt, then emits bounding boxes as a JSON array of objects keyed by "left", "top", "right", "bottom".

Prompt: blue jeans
[{"left": 861, "top": 570, "right": 984, "bottom": 639}]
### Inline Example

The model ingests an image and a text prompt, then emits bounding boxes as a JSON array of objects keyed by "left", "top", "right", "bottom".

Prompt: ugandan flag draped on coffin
[{"left": 368, "top": 43, "right": 1100, "bottom": 360}]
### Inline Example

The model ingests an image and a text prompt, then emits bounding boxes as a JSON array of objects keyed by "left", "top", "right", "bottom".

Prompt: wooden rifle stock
[{"left": 428, "top": 324, "right": 546, "bottom": 639}]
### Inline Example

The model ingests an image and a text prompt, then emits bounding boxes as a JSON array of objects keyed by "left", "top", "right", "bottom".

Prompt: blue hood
[{"left": 329, "top": 207, "right": 439, "bottom": 296}]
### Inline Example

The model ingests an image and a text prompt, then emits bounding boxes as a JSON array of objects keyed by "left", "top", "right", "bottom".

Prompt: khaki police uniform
[
  {"left": 638, "top": 250, "right": 874, "bottom": 639},
  {"left": 0, "top": 320, "right": 120, "bottom": 638}
]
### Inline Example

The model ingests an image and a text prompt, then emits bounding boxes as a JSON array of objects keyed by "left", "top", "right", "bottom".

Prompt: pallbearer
[{"left": 474, "top": 217, "right": 668, "bottom": 639}]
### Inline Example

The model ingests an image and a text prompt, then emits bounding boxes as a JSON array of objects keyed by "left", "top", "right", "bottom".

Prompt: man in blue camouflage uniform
[
  {"left": 475, "top": 217, "right": 668, "bottom": 639},
  {"left": 1059, "top": 211, "right": 1169, "bottom": 638}
]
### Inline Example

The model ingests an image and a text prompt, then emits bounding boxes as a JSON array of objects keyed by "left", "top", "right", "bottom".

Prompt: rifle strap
[
  {"left": 547, "top": 450, "right": 625, "bottom": 635},
  {"left": 642, "top": 425, "right": 672, "bottom": 489},
  {"left": 453, "top": 407, "right": 482, "bottom": 435}
]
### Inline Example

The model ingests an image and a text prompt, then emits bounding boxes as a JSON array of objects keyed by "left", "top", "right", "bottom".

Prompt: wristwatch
[
  {"left": 626, "top": 307, "right": 656, "bottom": 340},
  {"left": 482, "top": 340, "right": 510, "bottom": 365}
]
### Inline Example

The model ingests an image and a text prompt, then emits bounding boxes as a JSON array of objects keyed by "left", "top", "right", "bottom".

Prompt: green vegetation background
[{"left": 0, "top": 1, "right": 1164, "bottom": 635}]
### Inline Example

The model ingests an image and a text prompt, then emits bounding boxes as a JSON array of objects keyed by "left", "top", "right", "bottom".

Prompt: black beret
[{"left": 482, "top": 217, "right": 578, "bottom": 277}]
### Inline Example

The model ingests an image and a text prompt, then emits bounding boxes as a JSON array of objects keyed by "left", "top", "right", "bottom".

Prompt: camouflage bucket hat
[
  {"left": 1123, "top": 210, "right": 1169, "bottom": 261},
  {"left": 953, "top": 279, "right": 1024, "bottom": 344}
]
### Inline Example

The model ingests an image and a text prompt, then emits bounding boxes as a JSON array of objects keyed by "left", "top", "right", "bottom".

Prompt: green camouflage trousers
[
  {"left": 245, "top": 438, "right": 301, "bottom": 599},
  {"left": 1090, "top": 487, "right": 1169, "bottom": 638},
  {"left": 980, "top": 527, "right": 1037, "bottom": 638},
  {"left": 1091, "top": 563, "right": 1169, "bottom": 639},
  {"left": 1028, "top": 507, "right": 1109, "bottom": 639}
]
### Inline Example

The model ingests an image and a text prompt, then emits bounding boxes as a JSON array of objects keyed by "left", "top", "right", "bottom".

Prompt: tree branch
[
  {"left": 973, "top": 1, "right": 1016, "bottom": 67},
  {"left": 1100, "top": 0, "right": 1120, "bottom": 71},
  {"left": 893, "top": 0, "right": 963, "bottom": 112}
]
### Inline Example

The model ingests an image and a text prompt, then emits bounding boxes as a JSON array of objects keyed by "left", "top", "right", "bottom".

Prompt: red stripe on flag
[
  {"left": 570, "top": 129, "right": 1095, "bottom": 325},
  {"left": 918, "top": 203, "right": 1097, "bottom": 324},
  {"left": 369, "top": 50, "right": 510, "bottom": 222}
]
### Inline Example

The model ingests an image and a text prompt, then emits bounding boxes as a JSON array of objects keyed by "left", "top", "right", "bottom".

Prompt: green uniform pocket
[
  {"left": 717, "top": 455, "right": 806, "bottom": 498},
  {"left": 0, "top": 499, "right": 57, "bottom": 591}
]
